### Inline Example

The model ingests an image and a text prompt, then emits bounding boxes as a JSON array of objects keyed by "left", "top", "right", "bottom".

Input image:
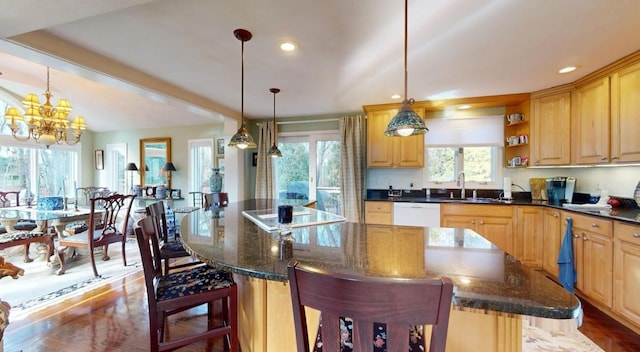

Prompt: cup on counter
[
  {"left": 507, "top": 113, "right": 524, "bottom": 124},
  {"left": 278, "top": 205, "right": 293, "bottom": 234}
]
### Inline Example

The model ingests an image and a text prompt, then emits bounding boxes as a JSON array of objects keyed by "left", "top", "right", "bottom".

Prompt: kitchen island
[{"left": 180, "top": 199, "right": 581, "bottom": 352}]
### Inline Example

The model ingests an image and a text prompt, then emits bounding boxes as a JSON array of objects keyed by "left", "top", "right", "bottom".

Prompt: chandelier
[{"left": 3, "top": 67, "right": 87, "bottom": 148}]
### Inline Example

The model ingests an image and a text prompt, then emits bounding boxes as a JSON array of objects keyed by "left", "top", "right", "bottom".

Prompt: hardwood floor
[{"left": 4, "top": 270, "right": 640, "bottom": 352}]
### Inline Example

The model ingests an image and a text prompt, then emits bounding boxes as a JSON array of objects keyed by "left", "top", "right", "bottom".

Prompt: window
[
  {"left": 188, "top": 138, "right": 215, "bottom": 195},
  {"left": 424, "top": 115, "right": 504, "bottom": 189}
]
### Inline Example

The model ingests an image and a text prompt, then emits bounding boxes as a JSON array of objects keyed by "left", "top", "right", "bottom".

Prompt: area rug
[{"left": 0, "top": 238, "right": 141, "bottom": 321}]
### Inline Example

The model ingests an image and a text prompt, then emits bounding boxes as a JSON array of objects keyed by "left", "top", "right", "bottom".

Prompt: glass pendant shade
[
  {"left": 384, "top": 0, "right": 429, "bottom": 137},
  {"left": 228, "top": 126, "right": 256, "bottom": 149},
  {"left": 384, "top": 100, "right": 429, "bottom": 136},
  {"left": 228, "top": 28, "right": 257, "bottom": 149},
  {"left": 267, "top": 87, "right": 283, "bottom": 158}
]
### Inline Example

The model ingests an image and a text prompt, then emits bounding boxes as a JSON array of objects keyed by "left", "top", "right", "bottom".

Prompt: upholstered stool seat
[{"left": 157, "top": 265, "right": 234, "bottom": 301}]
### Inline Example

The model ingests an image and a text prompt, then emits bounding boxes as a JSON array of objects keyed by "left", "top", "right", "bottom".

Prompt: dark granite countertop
[
  {"left": 365, "top": 189, "right": 640, "bottom": 225},
  {"left": 180, "top": 199, "right": 581, "bottom": 320}
]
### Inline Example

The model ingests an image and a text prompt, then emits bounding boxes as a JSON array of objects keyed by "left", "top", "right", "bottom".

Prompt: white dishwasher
[{"left": 393, "top": 202, "right": 441, "bottom": 227}]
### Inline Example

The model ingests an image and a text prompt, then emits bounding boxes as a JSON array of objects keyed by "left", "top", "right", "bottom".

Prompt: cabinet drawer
[
  {"left": 614, "top": 221, "right": 640, "bottom": 243},
  {"left": 565, "top": 211, "right": 612, "bottom": 237},
  {"left": 365, "top": 201, "right": 392, "bottom": 213}
]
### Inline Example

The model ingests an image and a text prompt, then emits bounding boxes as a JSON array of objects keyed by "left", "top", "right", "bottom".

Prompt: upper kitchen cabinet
[
  {"left": 573, "top": 77, "right": 611, "bottom": 164},
  {"left": 530, "top": 86, "right": 572, "bottom": 166},
  {"left": 611, "top": 60, "right": 640, "bottom": 163},
  {"left": 364, "top": 106, "right": 424, "bottom": 168}
]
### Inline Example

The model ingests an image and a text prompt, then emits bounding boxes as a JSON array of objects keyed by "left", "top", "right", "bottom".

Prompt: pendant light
[
  {"left": 384, "top": 0, "right": 429, "bottom": 137},
  {"left": 228, "top": 28, "right": 257, "bottom": 149},
  {"left": 267, "top": 88, "right": 283, "bottom": 158}
]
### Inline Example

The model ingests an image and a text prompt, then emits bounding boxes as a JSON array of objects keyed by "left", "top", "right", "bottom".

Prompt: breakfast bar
[{"left": 179, "top": 199, "right": 581, "bottom": 352}]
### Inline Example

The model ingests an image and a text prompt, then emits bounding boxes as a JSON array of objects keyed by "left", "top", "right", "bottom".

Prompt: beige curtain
[
  {"left": 254, "top": 121, "right": 277, "bottom": 199},
  {"left": 339, "top": 115, "right": 366, "bottom": 223}
]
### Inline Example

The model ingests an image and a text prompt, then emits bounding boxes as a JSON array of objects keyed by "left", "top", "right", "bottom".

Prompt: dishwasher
[{"left": 393, "top": 202, "right": 441, "bottom": 227}]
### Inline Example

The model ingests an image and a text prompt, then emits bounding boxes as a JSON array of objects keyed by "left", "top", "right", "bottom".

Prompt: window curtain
[
  {"left": 254, "top": 121, "right": 277, "bottom": 199},
  {"left": 339, "top": 115, "right": 366, "bottom": 223}
]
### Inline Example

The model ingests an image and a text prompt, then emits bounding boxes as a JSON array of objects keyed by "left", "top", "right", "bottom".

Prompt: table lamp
[
  {"left": 163, "top": 162, "right": 177, "bottom": 189},
  {"left": 125, "top": 162, "right": 138, "bottom": 193}
]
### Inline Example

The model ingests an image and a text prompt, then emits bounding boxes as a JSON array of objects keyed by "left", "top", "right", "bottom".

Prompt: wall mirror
[{"left": 140, "top": 137, "right": 171, "bottom": 189}]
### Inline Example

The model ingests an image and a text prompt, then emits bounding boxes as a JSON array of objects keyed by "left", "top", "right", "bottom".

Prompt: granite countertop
[
  {"left": 366, "top": 189, "right": 640, "bottom": 225},
  {"left": 180, "top": 199, "right": 581, "bottom": 320}
]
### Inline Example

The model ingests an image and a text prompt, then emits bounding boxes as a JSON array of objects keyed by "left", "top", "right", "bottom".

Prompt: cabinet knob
[
  {"left": 535, "top": 160, "right": 540, "bottom": 165},
  {"left": 612, "top": 156, "right": 619, "bottom": 160},
  {"left": 633, "top": 233, "right": 640, "bottom": 238},
  {"left": 471, "top": 220, "right": 475, "bottom": 224},
  {"left": 601, "top": 156, "right": 607, "bottom": 160},
  {"left": 591, "top": 223, "right": 599, "bottom": 228},
  {"left": 553, "top": 212, "right": 559, "bottom": 218},
  {"left": 583, "top": 236, "right": 589, "bottom": 241},
  {"left": 479, "top": 220, "right": 484, "bottom": 225}
]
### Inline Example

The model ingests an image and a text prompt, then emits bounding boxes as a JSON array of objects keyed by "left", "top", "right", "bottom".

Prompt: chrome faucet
[{"left": 457, "top": 171, "right": 466, "bottom": 199}]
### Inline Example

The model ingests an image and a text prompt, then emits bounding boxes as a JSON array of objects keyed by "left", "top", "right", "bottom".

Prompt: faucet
[{"left": 457, "top": 171, "right": 466, "bottom": 199}]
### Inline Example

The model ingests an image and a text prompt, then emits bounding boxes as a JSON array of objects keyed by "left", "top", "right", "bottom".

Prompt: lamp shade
[
  {"left": 164, "top": 162, "right": 177, "bottom": 172},
  {"left": 125, "top": 162, "right": 139, "bottom": 171}
]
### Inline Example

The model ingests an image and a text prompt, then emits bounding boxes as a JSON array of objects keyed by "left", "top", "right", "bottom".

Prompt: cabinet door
[
  {"left": 531, "top": 92, "right": 571, "bottom": 165},
  {"left": 441, "top": 215, "right": 476, "bottom": 231},
  {"left": 394, "top": 133, "right": 424, "bottom": 167},
  {"left": 583, "top": 232, "right": 614, "bottom": 308},
  {"left": 614, "top": 224, "right": 640, "bottom": 324},
  {"left": 514, "top": 206, "right": 544, "bottom": 268},
  {"left": 364, "top": 201, "right": 392, "bottom": 225},
  {"left": 367, "top": 110, "right": 395, "bottom": 167},
  {"left": 477, "top": 216, "right": 514, "bottom": 253},
  {"left": 611, "top": 61, "right": 640, "bottom": 162},
  {"left": 542, "top": 209, "right": 562, "bottom": 276},
  {"left": 573, "top": 77, "right": 611, "bottom": 164}
]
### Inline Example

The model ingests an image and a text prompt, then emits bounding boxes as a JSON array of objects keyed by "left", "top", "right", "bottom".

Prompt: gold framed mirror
[{"left": 140, "top": 137, "right": 171, "bottom": 189}]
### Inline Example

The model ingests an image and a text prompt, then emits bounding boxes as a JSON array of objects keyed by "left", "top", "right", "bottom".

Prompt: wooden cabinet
[
  {"left": 611, "top": 60, "right": 640, "bottom": 162},
  {"left": 530, "top": 87, "right": 572, "bottom": 166},
  {"left": 542, "top": 208, "right": 562, "bottom": 276},
  {"left": 613, "top": 221, "right": 640, "bottom": 326},
  {"left": 573, "top": 77, "right": 611, "bottom": 164},
  {"left": 504, "top": 101, "right": 531, "bottom": 168},
  {"left": 366, "top": 225, "right": 425, "bottom": 276},
  {"left": 441, "top": 204, "right": 514, "bottom": 253},
  {"left": 563, "top": 211, "right": 613, "bottom": 308},
  {"left": 365, "top": 108, "right": 424, "bottom": 168},
  {"left": 364, "top": 201, "right": 393, "bottom": 225},
  {"left": 513, "top": 206, "right": 544, "bottom": 268}
]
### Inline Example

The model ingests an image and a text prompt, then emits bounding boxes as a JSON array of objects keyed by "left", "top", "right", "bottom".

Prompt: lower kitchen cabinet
[
  {"left": 542, "top": 208, "right": 562, "bottom": 277},
  {"left": 514, "top": 206, "right": 544, "bottom": 268},
  {"left": 364, "top": 201, "right": 392, "bottom": 225},
  {"left": 613, "top": 221, "right": 640, "bottom": 326},
  {"left": 441, "top": 204, "right": 514, "bottom": 253},
  {"left": 563, "top": 211, "right": 613, "bottom": 308}
]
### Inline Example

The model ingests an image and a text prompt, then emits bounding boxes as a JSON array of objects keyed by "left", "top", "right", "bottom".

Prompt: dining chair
[
  {"left": 135, "top": 216, "right": 238, "bottom": 352},
  {"left": 288, "top": 262, "right": 454, "bottom": 352},
  {"left": 55, "top": 193, "right": 136, "bottom": 276},
  {"left": 146, "top": 201, "right": 201, "bottom": 275},
  {"left": 204, "top": 192, "right": 229, "bottom": 210}
]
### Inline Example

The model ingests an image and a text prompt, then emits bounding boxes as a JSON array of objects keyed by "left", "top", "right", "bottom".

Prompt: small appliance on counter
[{"left": 546, "top": 176, "right": 576, "bottom": 205}]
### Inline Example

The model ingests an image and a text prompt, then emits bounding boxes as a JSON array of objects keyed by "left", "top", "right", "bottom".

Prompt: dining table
[
  {"left": 0, "top": 206, "right": 94, "bottom": 237},
  {"left": 179, "top": 199, "right": 582, "bottom": 352}
]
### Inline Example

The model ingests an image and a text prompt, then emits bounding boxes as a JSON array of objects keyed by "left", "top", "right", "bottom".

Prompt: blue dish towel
[{"left": 558, "top": 218, "right": 576, "bottom": 293}]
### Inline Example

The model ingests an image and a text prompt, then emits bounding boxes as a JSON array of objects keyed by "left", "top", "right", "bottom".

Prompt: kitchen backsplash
[{"left": 367, "top": 165, "right": 640, "bottom": 199}]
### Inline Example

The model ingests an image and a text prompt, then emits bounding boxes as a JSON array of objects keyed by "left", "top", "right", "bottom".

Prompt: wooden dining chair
[
  {"left": 288, "top": 262, "right": 454, "bottom": 352},
  {"left": 204, "top": 192, "right": 229, "bottom": 210},
  {"left": 135, "top": 216, "right": 238, "bottom": 352},
  {"left": 56, "top": 193, "right": 136, "bottom": 276},
  {"left": 147, "top": 201, "right": 200, "bottom": 275}
]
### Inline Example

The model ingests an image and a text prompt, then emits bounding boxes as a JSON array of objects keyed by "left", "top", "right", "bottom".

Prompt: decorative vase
[
  {"left": 210, "top": 168, "right": 223, "bottom": 193},
  {"left": 155, "top": 184, "right": 167, "bottom": 199}
]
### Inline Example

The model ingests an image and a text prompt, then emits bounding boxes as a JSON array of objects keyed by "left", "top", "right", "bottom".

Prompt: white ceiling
[{"left": 1, "top": 0, "right": 640, "bottom": 133}]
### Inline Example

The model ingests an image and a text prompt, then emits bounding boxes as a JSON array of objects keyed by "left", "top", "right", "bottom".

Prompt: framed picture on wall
[
  {"left": 95, "top": 150, "right": 104, "bottom": 170},
  {"left": 216, "top": 138, "right": 225, "bottom": 155}
]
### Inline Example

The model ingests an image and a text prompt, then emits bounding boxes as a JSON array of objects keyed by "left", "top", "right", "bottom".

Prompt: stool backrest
[{"left": 288, "top": 262, "right": 454, "bottom": 352}]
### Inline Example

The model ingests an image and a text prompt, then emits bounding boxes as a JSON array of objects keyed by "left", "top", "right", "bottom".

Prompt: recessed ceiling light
[
  {"left": 457, "top": 104, "right": 472, "bottom": 110},
  {"left": 280, "top": 41, "right": 297, "bottom": 52},
  {"left": 558, "top": 66, "right": 577, "bottom": 74},
  {"left": 391, "top": 94, "right": 402, "bottom": 100}
]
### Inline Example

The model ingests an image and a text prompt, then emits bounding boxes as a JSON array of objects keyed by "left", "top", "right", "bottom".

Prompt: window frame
[{"left": 424, "top": 145, "right": 504, "bottom": 190}]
